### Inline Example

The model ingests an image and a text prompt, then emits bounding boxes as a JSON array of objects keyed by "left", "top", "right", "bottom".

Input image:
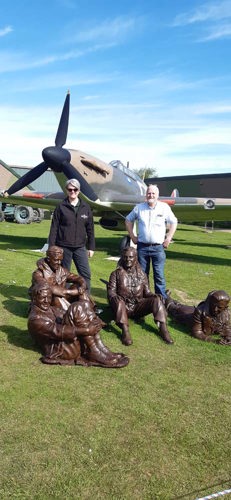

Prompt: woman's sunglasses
[{"left": 67, "top": 188, "right": 78, "bottom": 192}]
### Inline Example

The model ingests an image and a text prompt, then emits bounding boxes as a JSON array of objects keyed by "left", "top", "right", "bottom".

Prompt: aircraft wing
[
  {"left": 80, "top": 193, "right": 231, "bottom": 223},
  {"left": 1, "top": 189, "right": 231, "bottom": 224},
  {"left": 167, "top": 197, "right": 231, "bottom": 223},
  {"left": 0, "top": 191, "right": 64, "bottom": 210}
]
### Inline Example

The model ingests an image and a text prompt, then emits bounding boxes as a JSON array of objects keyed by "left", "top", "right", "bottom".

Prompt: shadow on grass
[
  {"left": 91, "top": 284, "right": 109, "bottom": 301},
  {"left": 1, "top": 325, "right": 40, "bottom": 353},
  {"left": 174, "top": 239, "right": 230, "bottom": 250},
  {"left": 134, "top": 317, "right": 177, "bottom": 344},
  {"left": 90, "top": 285, "right": 168, "bottom": 344},
  {"left": 0, "top": 234, "right": 46, "bottom": 251},
  {"left": 96, "top": 236, "right": 231, "bottom": 266},
  {"left": 166, "top": 249, "right": 230, "bottom": 266},
  {"left": 103, "top": 314, "right": 173, "bottom": 345},
  {"left": 0, "top": 282, "right": 29, "bottom": 317},
  {"left": 0, "top": 232, "right": 124, "bottom": 256},
  {"left": 104, "top": 322, "right": 122, "bottom": 342},
  {"left": 167, "top": 317, "right": 191, "bottom": 337},
  {"left": 1, "top": 231, "right": 230, "bottom": 266},
  {"left": 94, "top": 234, "right": 126, "bottom": 255}
]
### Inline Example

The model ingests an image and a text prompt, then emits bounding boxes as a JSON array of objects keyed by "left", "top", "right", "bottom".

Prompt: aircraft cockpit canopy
[{"left": 109, "top": 160, "right": 144, "bottom": 184}]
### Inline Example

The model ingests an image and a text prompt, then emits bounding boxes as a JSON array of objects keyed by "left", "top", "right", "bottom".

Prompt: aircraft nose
[{"left": 42, "top": 146, "right": 71, "bottom": 171}]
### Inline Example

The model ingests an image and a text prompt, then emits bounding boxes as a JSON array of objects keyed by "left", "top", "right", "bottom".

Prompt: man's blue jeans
[{"left": 137, "top": 242, "right": 167, "bottom": 298}]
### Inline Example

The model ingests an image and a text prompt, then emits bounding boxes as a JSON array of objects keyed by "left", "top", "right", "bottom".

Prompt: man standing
[
  {"left": 48, "top": 178, "right": 95, "bottom": 293},
  {"left": 125, "top": 184, "right": 177, "bottom": 299}
]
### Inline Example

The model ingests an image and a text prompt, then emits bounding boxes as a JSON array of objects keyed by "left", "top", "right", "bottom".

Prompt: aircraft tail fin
[{"left": 170, "top": 188, "right": 179, "bottom": 197}]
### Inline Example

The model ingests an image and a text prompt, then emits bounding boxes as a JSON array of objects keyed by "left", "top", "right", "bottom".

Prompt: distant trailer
[{"left": 145, "top": 172, "right": 231, "bottom": 198}]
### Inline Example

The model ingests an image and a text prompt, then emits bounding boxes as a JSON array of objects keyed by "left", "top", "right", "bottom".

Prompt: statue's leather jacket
[
  {"left": 28, "top": 304, "right": 80, "bottom": 362},
  {"left": 29, "top": 258, "right": 80, "bottom": 309},
  {"left": 192, "top": 297, "right": 231, "bottom": 339},
  {"left": 108, "top": 264, "right": 154, "bottom": 312},
  {"left": 31, "top": 258, "right": 78, "bottom": 289},
  {"left": 167, "top": 293, "right": 231, "bottom": 342}
]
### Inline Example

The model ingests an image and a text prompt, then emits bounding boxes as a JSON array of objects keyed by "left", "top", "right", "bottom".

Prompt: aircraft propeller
[{"left": 6, "top": 92, "right": 98, "bottom": 201}]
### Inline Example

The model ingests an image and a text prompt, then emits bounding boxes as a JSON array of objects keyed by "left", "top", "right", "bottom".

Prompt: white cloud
[
  {"left": 172, "top": 1, "right": 231, "bottom": 40},
  {"left": 0, "top": 42, "right": 116, "bottom": 74},
  {"left": 200, "top": 22, "right": 231, "bottom": 40},
  {"left": 0, "top": 25, "right": 13, "bottom": 37},
  {"left": 9, "top": 72, "right": 115, "bottom": 93},
  {"left": 65, "top": 15, "right": 143, "bottom": 44},
  {"left": 0, "top": 98, "right": 231, "bottom": 176},
  {"left": 173, "top": 1, "right": 231, "bottom": 26},
  {"left": 192, "top": 103, "right": 231, "bottom": 114},
  {"left": 136, "top": 74, "right": 206, "bottom": 92}
]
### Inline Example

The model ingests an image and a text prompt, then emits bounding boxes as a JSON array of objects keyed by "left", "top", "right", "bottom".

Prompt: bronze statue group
[{"left": 27, "top": 181, "right": 231, "bottom": 368}]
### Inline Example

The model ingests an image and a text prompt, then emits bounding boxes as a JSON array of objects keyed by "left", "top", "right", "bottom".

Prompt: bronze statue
[
  {"left": 107, "top": 246, "right": 173, "bottom": 345},
  {"left": 29, "top": 245, "right": 84, "bottom": 310},
  {"left": 165, "top": 290, "right": 231, "bottom": 345},
  {"left": 28, "top": 282, "right": 129, "bottom": 367}
]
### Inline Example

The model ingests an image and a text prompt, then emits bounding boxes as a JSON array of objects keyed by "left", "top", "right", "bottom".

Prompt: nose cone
[{"left": 42, "top": 146, "right": 71, "bottom": 171}]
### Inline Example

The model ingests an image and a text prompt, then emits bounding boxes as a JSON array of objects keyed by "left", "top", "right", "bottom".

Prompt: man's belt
[{"left": 138, "top": 242, "right": 162, "bottom": 246}]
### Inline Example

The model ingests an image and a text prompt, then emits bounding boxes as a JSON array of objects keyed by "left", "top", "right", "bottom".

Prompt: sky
[{"left": 0, "top": 0, "right": 231, "bottom": 177}]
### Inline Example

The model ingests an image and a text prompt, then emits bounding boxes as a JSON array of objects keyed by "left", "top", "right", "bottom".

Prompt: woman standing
[{"left": 48, "top": 178, "right": 95, "bottom": 293}]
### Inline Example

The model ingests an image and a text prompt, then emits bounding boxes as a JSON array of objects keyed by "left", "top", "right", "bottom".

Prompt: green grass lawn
[{"left": 0, "top": 219, "right": 230, "bottom": 500}]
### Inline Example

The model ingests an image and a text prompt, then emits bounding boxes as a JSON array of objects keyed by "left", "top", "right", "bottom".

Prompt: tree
[{"left": 135, "top": 167, "right": 158, "bottom": 180}]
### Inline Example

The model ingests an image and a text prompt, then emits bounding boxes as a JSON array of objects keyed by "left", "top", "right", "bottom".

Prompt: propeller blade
[
  {"left": 6, "top": 92, "right": 98, "bottom": 203},
  {"left": 62, "top": 162, "right": 98, "bottom": 201},
  {"left": 55, "top": 92, "right": 70, "bottom": 147},
  {"left": 7, "top": 162, "right": 48, "bottom": 195}
]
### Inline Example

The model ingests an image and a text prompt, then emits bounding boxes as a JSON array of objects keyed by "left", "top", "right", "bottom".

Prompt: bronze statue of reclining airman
[{"left": 165, "top": 289, "right": 231, "bottom": 345}]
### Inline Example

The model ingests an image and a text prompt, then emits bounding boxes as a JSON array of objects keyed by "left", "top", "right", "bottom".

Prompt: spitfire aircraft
[{"left": 0, "top": 92, "right": 231, "bottom": 228}]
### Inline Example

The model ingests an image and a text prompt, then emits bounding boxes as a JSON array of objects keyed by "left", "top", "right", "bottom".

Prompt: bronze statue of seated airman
[
  {"left": 28, "top": 281, "right": 129, "bottom": 368},
  {"left": 107, "top": 246, "right": 173, "bottom": 345},
  {"left": 29, "top": 245, "right": 83, "bottom": 311}
]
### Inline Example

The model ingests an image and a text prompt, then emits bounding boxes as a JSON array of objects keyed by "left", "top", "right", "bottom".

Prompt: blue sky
[{"left": 0, "top": 0, "right": 231, "bottom": 176}]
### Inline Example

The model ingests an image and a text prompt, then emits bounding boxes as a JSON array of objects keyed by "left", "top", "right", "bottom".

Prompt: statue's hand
[
  {"left": 110, "top": 296, "right": 123, "bottom": 307},
  {"left": 67, "top": 288, "right": 79, "bottom": 297},
  {"left": 88, "top": 317, "right": 102, "bottom": 335}
]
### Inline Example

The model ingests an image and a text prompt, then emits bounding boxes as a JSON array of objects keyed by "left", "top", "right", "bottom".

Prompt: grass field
[{"left": 0, "top": 219, "right": 230, "bottom": 500}]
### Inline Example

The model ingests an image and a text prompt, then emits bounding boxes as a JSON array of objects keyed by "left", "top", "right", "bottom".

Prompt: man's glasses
[{"left": 67, "top": 188, "right": 78, "bottom": 192}]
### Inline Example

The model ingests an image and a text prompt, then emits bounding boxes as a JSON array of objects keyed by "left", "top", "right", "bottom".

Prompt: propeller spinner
[{"left": 6, "top": 92, "right": 98, "bottom": 201}]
